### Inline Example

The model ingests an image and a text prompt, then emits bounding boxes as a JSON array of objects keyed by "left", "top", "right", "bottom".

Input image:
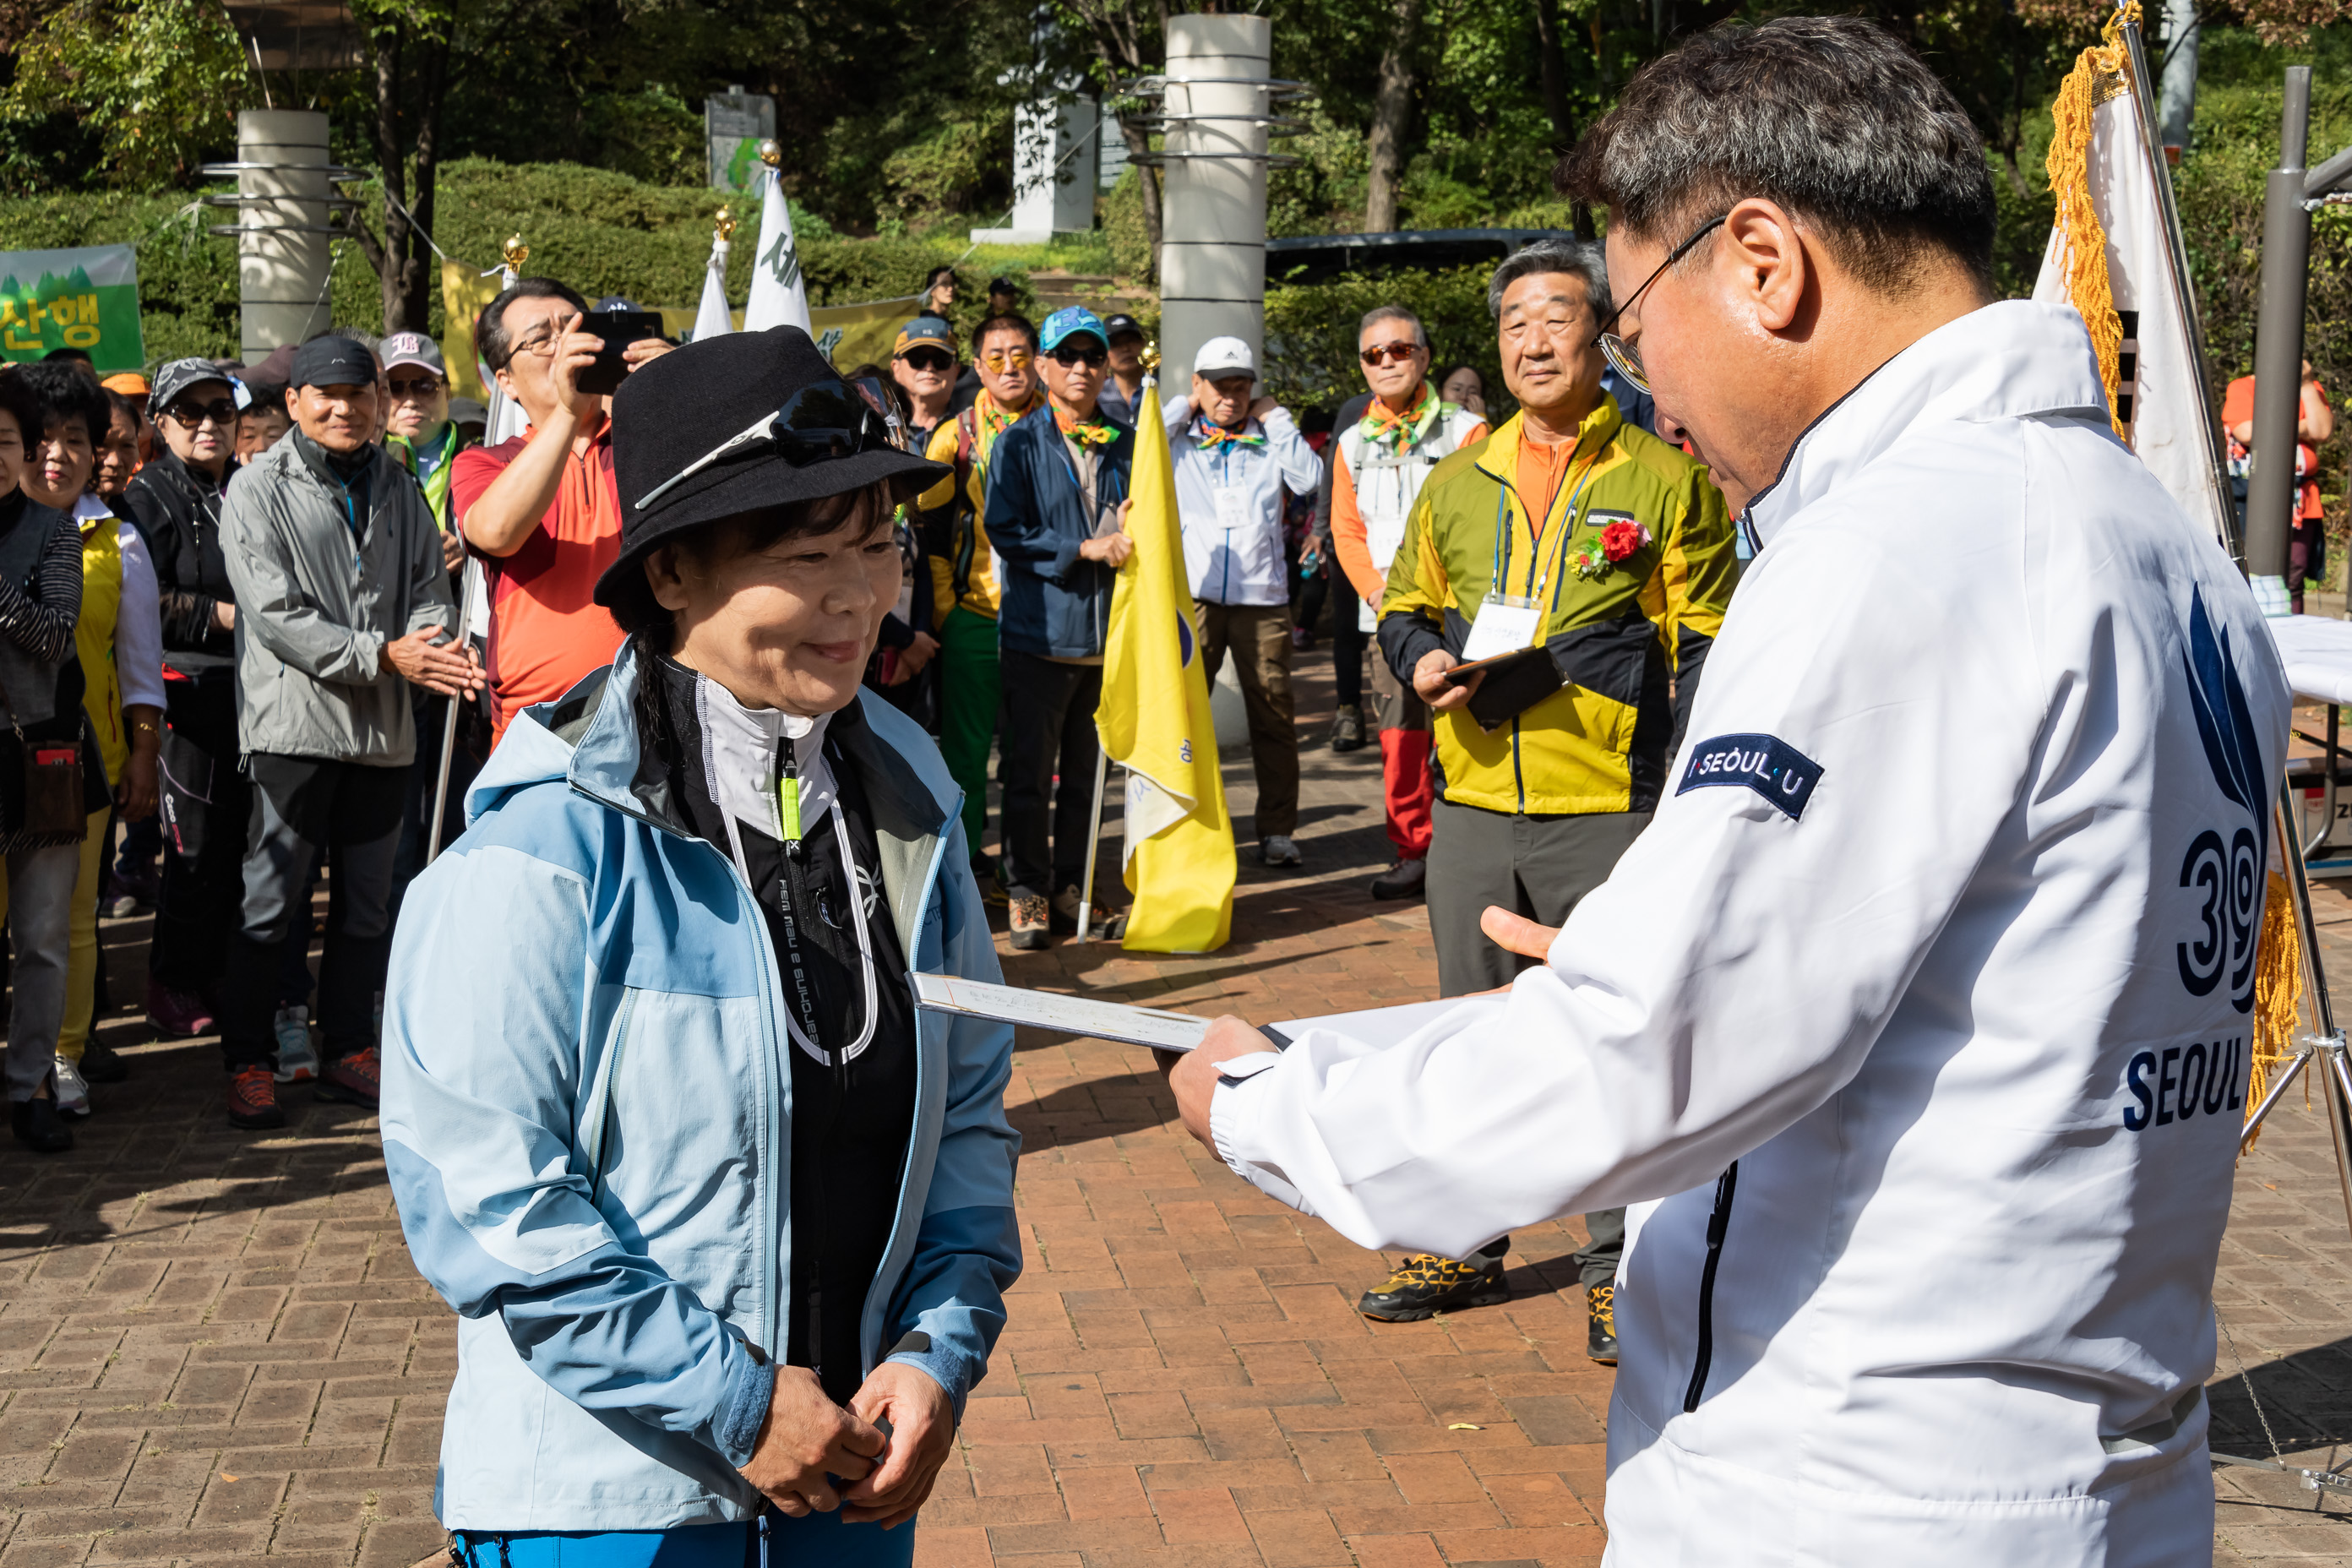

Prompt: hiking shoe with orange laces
[
  {"left": 1009, "top": 894, "right": 1050, "bottom": 951},
  {"left": 1356, "top": 1252, "right": 1510, "bottom": 1321},
  {"left": 314, "top": 1046, "right": 381, "bottom": 1108},
  {"left": 227, "top": 1066, "right": 286, "bottom": 1130},
  {"left": 1587, "top": 1283, "right": 1619, "bottom": 1364}
]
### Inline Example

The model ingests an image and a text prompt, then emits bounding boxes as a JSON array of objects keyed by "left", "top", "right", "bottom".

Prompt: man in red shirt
[
  {"left": 450, "top": 281, "right": 672, "bottom": 738},
  {"left": 2223, "top": 361, "right": 2334, "bottom": 612}
]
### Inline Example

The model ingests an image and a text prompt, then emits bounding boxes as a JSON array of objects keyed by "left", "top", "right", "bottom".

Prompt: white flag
[
  {"left": 743, "top": 168, "right": 813, "bottom": 337},
  {"left": 693, "top": 233, "right": 734, "bottom": 344},
  {"left": 2034, "top": 22, "right": 2234, "bottom": 554}
]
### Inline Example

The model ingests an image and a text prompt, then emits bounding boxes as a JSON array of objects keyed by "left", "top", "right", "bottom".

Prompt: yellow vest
[{"left": 75, "top": 513, "right": 125, "bottom": 785}]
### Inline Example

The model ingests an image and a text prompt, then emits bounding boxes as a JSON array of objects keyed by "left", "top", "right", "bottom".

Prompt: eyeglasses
[
  {"left": 1592, "top": 211, "right": 1728, "bottom": 395},
  {"left": 165, "top": 399, "right": 239, "bottom": 428},
  {"left": 980, "top": 347, "right": 1033, "bottom": 373},
  {"left": 1048, "top": 342, "right": 1108, "bottom": 369},
  {"left": 1359, "top": 340, "right": 1422, "bottom": 368},
  {"left": 901, "top": 348, "right": 955, "bottom": 374},
  {"left": 389, "top": 375, "right": 444, "bottom": 398},
  {"left": 634, "top": 378, "right": 885, "bottom": 514},
  {"left": 508, "top": 316, "right": 579, "bottom": 360}
]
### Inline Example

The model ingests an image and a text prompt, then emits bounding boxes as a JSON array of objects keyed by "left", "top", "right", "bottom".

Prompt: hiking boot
[
  {"left": 226, "top": 1067, "right": 286, "bottom": 1131},
  {"left": 314, "top": 1045, "right": 381, "bottom": 1108},
  {"left": 1330, "top": 705, "right": 1367, "bottom": 753},
  {"left": 51, "top": 1055, "right": 90, "bottom": 1119},
  {"left": 274, "top": 1006, "right": 318, "bottom": 1084},
  {"left": 1358, "top": 1253, "right": 1510, "bottom": 1321},
  {"left": 1009, "top": 894, "right": 1050, "bottom": 952},
  {"left": 10, "top": 1095, "right": 72, "bottom": 1152},
  {"left": 1051, "top": 886, "right": 1128, "bottom": 939},
  {"left": 1587, "top": 1283, "right": 1619, "bottom": 1365},
  {"left": 1370, "top": 858, "right": 1428, "bottom": 901},
  {"left": 77, "top": 1039, "right": 128, "bottom": 1083},
  {"left": 145, "top": 981, "right": 215, "bottom": 1038},
  {"left": 1259, "top": 835, "right": 1304, "bottom": 868}
]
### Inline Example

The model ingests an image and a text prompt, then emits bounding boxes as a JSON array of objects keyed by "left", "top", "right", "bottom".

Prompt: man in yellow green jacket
[{"left": 1363, "top": 239, "right": 1738, "bottom": 1349}]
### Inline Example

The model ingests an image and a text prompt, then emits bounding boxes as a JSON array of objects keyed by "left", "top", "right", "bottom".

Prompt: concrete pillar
[
  {"left": 236, "top": 110, "right": 333, "bottom": 362},
  {"left": 972, "top": 94, "right": 1100, "bottom": 244},
  {"left": 1159, "top": 16, "right": 1270, "bottom": 384},
  {"left": 2159, "top": 0, "right": 2199, "bottom": 155}
]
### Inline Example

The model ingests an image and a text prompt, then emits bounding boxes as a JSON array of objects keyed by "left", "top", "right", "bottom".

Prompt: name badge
[
  {"left": 1213, "top": 486, "right": 1252, "bottom": 531},
  {"left": 1460, "top": 593, "right": 1542, "bottom": 663}
]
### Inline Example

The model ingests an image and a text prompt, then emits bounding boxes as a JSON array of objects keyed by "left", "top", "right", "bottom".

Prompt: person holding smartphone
[{"left": 451, "top": 279, "right": 673, "bottom": 741}]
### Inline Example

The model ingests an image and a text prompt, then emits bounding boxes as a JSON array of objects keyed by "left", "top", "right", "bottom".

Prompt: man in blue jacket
[{"left": 983, "top": 307, "right": 1134, "bottom": 950}]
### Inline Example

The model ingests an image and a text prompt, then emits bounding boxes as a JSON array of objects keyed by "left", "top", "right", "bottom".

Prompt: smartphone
[{"left": 574, "top": 310, "right": 667, "bottom": 396}]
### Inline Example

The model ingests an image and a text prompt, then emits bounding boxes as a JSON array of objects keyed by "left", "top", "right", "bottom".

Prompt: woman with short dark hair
[{"left": 383, "top": 327, "right": 1020, "bottom": 1567}]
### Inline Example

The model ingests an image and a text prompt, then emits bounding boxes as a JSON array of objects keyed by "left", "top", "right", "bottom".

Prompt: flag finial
[
  {"left": 759, "top": 139, "right": 783, "bottom": 169},
  {"left": 715, "top": 206, "right": 735, "bottom": 242},
  {"left": 502, "top": 233, "right": 530, "bottom": 271}
]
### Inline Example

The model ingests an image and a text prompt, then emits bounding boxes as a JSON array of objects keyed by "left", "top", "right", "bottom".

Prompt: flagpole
[
  {"left": 426, "top": 558, "right": 474, "bottom": 866},
  {"left": 1079, "top": 349, "right": 1162, "bottom": 944}
]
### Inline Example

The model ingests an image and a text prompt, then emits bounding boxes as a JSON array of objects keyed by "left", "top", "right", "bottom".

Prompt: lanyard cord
[{"left": 1490, "top": 433, "right": 1603, "bottom": 604}]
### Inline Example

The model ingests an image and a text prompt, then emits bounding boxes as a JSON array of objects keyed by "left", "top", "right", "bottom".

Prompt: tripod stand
[{"left": 2208, "top": 783, "right": 2352, "bottom": 1495}]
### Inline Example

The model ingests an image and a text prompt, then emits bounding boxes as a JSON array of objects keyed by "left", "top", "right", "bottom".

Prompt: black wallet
[{"left": 1444, "top": 644, "right": 1565, "bottom": 731}]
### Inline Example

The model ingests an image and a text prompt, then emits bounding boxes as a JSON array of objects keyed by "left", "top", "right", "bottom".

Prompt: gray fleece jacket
[{"left": 222, "top": 430, "right": 455, "bottom": 767}]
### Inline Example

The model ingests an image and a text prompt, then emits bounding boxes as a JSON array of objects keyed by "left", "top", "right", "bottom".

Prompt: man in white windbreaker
[{"left": 1163, "top": 18, "right": 2289, "bottom": 1564}]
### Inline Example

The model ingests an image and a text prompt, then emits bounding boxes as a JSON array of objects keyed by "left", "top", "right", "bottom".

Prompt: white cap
[{"left": 1192, "top": 335, "right": 1257, "bottom": 380}]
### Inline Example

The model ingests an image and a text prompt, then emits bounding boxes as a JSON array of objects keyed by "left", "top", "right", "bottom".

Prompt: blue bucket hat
[{"left": 1039, "top": 307, "right": 1108, "bottom": 353}]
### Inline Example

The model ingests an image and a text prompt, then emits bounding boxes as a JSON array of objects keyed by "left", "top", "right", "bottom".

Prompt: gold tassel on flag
[
  {"left": 2245, "top": 869, "right": 2306, "bottom": 1150},
  {"left": 2043, "top": 1, "right": 2141, "bottom": 440}
]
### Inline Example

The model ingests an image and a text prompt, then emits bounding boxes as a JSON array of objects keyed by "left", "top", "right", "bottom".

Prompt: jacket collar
[
  {"left": 1473, "top": 395, "right": 1625, "bottom": 487},
  {"left": 1740, "top": 300, "right": 2110, "bottom": 551}
]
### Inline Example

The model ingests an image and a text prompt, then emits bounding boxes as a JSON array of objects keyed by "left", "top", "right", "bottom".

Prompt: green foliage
[
  {"left": 1102, "top": 167, "right": 1153, "bottom": 281},
  {"left": 881, "top": 112, "right": 1009, "bottom": 229},
  {"left": 0, "top": 0, "right": 251, "bottom": 191},
  {"left": 586, "top": 84, "right": 709, "bottom": 188},
  {"left": 1261, "top": 263, "right": 1506, "bottom": 419}
]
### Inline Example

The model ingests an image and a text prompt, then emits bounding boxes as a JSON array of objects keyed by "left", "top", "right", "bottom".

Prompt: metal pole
[
  {"left": 2324, "top": 1041, "right": 2352, "bottom": 1242},
  {"left": 2246, "top": 66, "right": 2313, "bottom": 595},
  {"left": 425, "top": 559, "right": 474, "bottom": 866},
  {"left": 1075, "top": 744, "right": 1109, "bottom": 942}
]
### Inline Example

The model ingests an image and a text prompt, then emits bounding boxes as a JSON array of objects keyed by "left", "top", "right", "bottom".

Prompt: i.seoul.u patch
[{"left": 1676, "top": 732, "right": 1822, "bottom": 820}]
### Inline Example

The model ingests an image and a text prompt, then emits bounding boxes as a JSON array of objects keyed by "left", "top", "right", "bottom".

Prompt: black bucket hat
[{"left": 596, "top": 326, "right": 947, "bottom": 607}]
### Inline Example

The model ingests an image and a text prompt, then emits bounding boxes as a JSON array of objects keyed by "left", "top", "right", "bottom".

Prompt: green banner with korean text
[{"left": 0, "top": 245, "right": 144, "bottom": 373}]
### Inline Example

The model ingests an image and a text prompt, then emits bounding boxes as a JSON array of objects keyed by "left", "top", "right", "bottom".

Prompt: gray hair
[
  {"left": 1556, "top": 16, "right": 1995, "bottom": 291},
  {"left": 1487, "top": 238, "right": 1611, "bottom": 323},
  {"left": 1358, "top": 305, "right": 1427, "bottom": 348}
]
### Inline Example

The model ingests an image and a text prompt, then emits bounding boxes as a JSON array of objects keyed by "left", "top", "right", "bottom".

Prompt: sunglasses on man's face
[
  {"left": 1049, "top": 343, "right": 1108, "bottom": 369},
  {"left": 901, "top": 348, "right": 956, "bottom": 374},
  {"left": 1359, "top": 340, "right": 1421, "bottom": 368},
  {"left": 389, "top": 376, "right": 444, "bottom": 398},
  {"left": 980, "top": 348, "right": 1033, "bottom": 373},
  {"left": 166, "top": 400, "right": 239, "bottom": 428}
]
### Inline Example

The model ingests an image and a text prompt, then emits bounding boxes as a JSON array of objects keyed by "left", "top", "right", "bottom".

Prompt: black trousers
[
  {"left": 218, "top": 755, "right": 403, "bottom": 1072},
  {"left": 996, "top": 648, "right": 1105, "bottom": 903},
  {"left": 151, "top": 674, "right": 248, "bottom": 994}
]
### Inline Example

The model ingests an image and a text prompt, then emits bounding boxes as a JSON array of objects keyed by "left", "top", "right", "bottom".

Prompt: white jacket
[
  {"left": 1164, "top": 401, "right": 1322, "bottom": 607},
  {"left": 1210, "top": 302, "right": 2287, "bottom": 1565}
]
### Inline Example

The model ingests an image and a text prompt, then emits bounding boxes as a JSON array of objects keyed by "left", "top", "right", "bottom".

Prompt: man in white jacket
[{"left": 1165, "top": 18, "right": 2289, "bottom": 1564}]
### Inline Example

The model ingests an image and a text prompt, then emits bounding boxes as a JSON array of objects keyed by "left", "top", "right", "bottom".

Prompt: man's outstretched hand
[
  {"left": 1158, "top": 1016, "right": 1266, "bottom": 1148},
  {"left": 1479, "top": 906, "right": 1558, "bottom": 963}
]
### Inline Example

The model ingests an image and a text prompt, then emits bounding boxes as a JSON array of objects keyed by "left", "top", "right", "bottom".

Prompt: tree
[
  {"left": 337, "top": 0, "right": 456, "bottom": 333},
  {"left": 1057, "top": 0, "right": 1169, "bottom": 265},
  {"left": 0, "top": 0, "right": 248, "bottom": 191},
  {"left": 1364, "top": 0, "right": 1424, "bottom": 231}
]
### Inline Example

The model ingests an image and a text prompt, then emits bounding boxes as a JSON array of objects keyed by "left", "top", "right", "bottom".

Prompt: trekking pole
[
  {"left": 1076, "top": 745, "right": 1109, "bottom": 942},
  {"left": 426, "top": 558, "right": 475, "bottom": 867}
]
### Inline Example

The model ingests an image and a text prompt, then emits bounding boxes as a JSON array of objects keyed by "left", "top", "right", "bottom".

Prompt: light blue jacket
[{"left": 378, "top": 641, "right": 1021, "bottom": 1532}]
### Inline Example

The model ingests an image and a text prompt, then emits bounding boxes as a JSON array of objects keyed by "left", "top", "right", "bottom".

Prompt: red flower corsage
[{"left": 1600, "top": 519, "right": 1649, "bottom": 562}]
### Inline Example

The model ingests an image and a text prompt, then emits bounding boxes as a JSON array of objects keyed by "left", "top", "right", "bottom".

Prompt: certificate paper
[{"left": 912, "top": 974, "right": 1478, "bottom": 1054}]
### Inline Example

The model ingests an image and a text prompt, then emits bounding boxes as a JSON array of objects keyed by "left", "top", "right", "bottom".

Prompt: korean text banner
[{"left": 0, "top": 246, "right": 144, "bottom": 373}]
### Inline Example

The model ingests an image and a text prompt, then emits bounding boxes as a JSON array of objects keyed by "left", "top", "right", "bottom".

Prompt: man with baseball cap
[
  {"left": 983, "top": 306, "right": 1135, "bottom": 948},
  {"left": 1096, "top": 313, "right": 1148, "bottom": 426},
  {"left": 890, "top": 315, "right": 958, "bottom": 452},
  {"left": 214, "top": 334, "right": 482, "bottom": 1131},
  {"left": 1164, "top": 335, "right": 1320, "bottom": 867},
  {"left": 379, "top": 332, "right": 470, "bottom": 540}
]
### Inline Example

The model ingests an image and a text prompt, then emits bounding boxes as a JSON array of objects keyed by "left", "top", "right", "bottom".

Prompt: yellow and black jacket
[{"left": 1376, "top": 396, "right": 1737, "bottom": 816}]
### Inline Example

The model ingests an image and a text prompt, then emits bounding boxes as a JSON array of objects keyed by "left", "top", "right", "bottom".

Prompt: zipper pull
[{"left": 779, "top": 738, "right": 804, "bottom": 860}]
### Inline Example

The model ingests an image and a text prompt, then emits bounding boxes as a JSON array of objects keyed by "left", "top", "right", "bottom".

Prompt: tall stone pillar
[
  {"left": 235, "top": 110, "right": 335, "bottom": 361},
  {"left": 1159, "top": 16, "right": 1270, "bottom": 384}
]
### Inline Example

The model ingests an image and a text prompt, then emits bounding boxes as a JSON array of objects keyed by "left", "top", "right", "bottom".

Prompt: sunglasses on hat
[{"left": 634, "top": 378, "right": 889, "bottom": 514}]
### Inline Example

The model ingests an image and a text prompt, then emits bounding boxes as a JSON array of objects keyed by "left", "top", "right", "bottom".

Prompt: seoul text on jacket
[
  {"left": 982, "top": 405, "right": 1131, "bottom": 659},
  {"left": 378, "top": 641, "right": 1021, "bottom": 1531},
  {"left": 1210, "top": 302, "right": 2291, "bottom": 1565}
]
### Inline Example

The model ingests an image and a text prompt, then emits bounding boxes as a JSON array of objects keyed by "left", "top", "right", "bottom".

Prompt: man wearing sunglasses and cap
[
  {"left": 983, "top": 306, "right": 1134, "bottom": 948},
  {"left": 1095, "top": 313, "right": 1149, "bottom": 427},
  {"left": 889, "top": 316, "right": 959, "bottom": 455}
]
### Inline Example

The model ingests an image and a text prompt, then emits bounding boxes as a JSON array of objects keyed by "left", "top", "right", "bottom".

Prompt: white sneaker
[
  {"left": 1259, "top": 834, "right": 1304, "bottom": 868},
  {"left": 52, "top": 1055, "right": 90, "bottom": 1118},
  {"left": 274, "top": 1006, "right": 318, "bottom": 1083}
]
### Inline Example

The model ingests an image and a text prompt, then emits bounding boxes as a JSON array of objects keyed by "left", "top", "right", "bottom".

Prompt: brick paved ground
[{"left": 0, "top": 649, "right": 2347, "bottom": 1565}]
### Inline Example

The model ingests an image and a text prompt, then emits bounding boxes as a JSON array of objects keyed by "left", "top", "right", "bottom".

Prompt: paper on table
[{"left": 912, "top": 974, "right": 1487, "bottom": 1054}]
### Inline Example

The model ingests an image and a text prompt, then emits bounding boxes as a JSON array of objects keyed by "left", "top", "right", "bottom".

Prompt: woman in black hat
[{"left": 379, "top": 327, "right": 1021, "bottom": 1568}]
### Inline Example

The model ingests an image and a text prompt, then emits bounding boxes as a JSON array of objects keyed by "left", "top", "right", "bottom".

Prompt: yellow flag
[
  {"left": 1097, "top": 378, "right": 1235, "bottom": 952},
  {"left": 439, "top": 260, "right": 506, "bottom": 403}
]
